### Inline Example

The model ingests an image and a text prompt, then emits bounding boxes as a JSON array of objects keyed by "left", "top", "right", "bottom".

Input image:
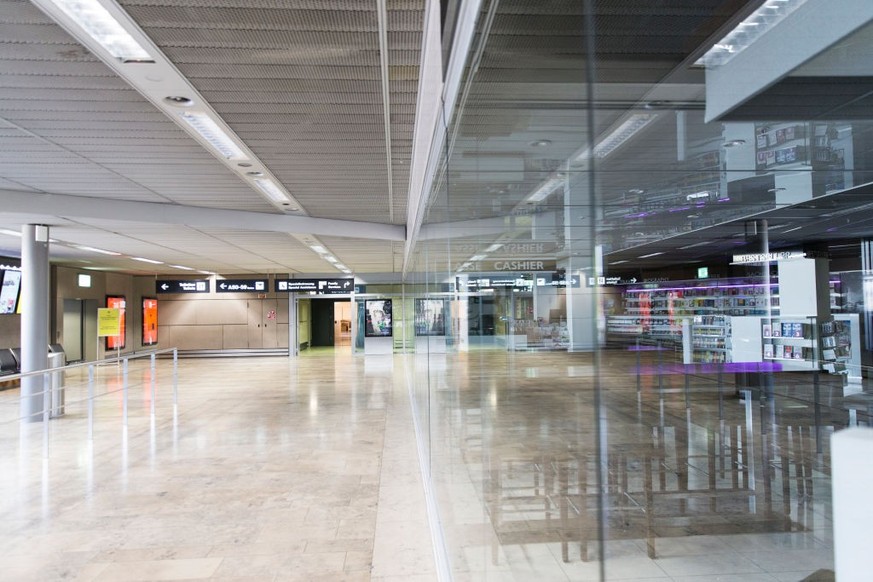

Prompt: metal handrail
[{"left": 1, "top": 346, "right": 179, "bottom": 383}]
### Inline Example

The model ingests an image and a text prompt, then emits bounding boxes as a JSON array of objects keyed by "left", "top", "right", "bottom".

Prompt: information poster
[
  {"left": 142, "top": 297, "right": 158, "bottom": 346},
  {"left": 364, "top": 299, "right": 393, "bottom": 337},
  {"left": 0, "top": 269, "right": 21, "bottom": 315},
  {"left": 414, "top": 298, "right": 446, "bottom": 336},
  {"left": 105, "top": 296, "right": 126, "bottom": 350},
  {"left": 97, "top": 308, "right": 121, "bottom": 338}
]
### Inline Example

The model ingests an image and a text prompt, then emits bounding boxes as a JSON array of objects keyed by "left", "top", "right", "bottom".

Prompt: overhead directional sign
[
  {"left": 216, "top": 279, "right": 267, "bottom": 293},
  {"left": 586, "top": 276, "right": 638, "bottom": 287},
  {"left": 275, "top": 278, "right": 354, "bottom": 294},
  {"left": 536, "top": 272, "right": 581, "bottom": 288},
  {"left": 156, "top": 279, "right": 211, "bottom": 294}
]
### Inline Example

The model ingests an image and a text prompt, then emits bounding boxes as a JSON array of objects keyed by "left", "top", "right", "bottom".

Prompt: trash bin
[{"left": 48, "top": 351, "right": 65, "bottom": 417}]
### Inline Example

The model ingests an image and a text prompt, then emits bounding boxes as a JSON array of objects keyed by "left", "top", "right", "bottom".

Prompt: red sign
[{"left": 106, "top": 296, "right": 126, "bottom": 350}]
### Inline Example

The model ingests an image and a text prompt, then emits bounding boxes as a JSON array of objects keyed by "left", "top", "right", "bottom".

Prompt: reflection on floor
[
  {"left": 0, "top": 348, "right": 847, "bottom": 581},
  {"left": 0, "top": 355, "right": 434, "bottom": 581},
  {"left": 425, "top": 348, "right": 840, "bottom": 581}
]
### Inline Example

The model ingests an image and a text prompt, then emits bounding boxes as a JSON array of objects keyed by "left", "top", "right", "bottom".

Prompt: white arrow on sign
[
  {"left": 219, "top": 282, "right": 227, "bottom": 289},
  {"left": 343, "top": 281, "right": 351, "bottom": 288},
  {"left": 160, "top": 283, "right": 169, "bottom": 290}
]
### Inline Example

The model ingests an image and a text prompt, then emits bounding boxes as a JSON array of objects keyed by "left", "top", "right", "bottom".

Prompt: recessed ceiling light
[
  {"left": 179, "top": 111, "right": 246, "bottom": 160},
  {"left": 164, "top": 95, "right": 194, "bottom": 107},
  {"left": 46, "top": 0, "right": 154, "bottom": 62},
  {"left": 253, "top": 178, "right": 290, "bottom": 203},
  {"left": 237, "top": 162, "right": 253, "bottom": 168},
  {"left": 530, "top": 139, "right": 552, "bottom": 147},
  {"left": 75, "top": 245, "right": 121, "bottom": 256},
  {"left": 246, "top": 171, "right": 264, "bottom": 177},
  {"left": 310, "top": 245, "right": 327, "bottom": 254},
  {"left": 724, "top": 139, "right": 747, "bottom": 147}
]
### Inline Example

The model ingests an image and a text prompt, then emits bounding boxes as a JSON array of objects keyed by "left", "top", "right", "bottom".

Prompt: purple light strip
[{"left": 626, "top": 283, "right": 778, "bottom": 292}]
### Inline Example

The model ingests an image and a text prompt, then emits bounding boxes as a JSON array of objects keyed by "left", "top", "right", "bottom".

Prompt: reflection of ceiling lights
[
  {"left": 170, "top": 264, "right": 194, "bottom": 270},
  {"left": 638, "top": 252, "right": 664, "bottom": 259},
  {"left": 0, "top": 229, "right": 21, "bottom": 238},
  {"left": 46, "top": 0, "right": 154, "bottom": 62},
  {"left": 575, "top": 114, "right": 658, "bottom": 162},
  {"left": 179, "top": 112, "right": 247, "bottom": 160},
  {"left": 131, "top": 257, "right": 163, "bottom": 264},
  {"left": 696, "top": 0, "right": 808, "bottom": 67},
  {"left": 485, "top": 243, "right": 503, "bottom": 253},
  {"left": 525, "top": 176, "right": 565, "bottom": 203},
  {"left": 530, "top": 139, "right": 552, "bottom": 147},
  {"left": 723, "top": 139, "right": 747, "bottom": 147}
]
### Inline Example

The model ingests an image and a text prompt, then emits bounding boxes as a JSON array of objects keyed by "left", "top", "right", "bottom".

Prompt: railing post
[
  {"left": 122, "top": 357, "right": 129, "bottom": 428},
  {"left": 88, "top": 365, "right": 95, "bottom": 441},
  {"left": 150, "top": 353, "right": 156, "bottom": 419},
  {"left": 42, "top": 372, "right": 50, "bottom": 459},
  {"left": 173, "top": 348, "right": 178, "bottom": 409}
]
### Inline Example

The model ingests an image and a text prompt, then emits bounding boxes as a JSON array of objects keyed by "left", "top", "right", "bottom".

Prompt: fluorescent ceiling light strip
[
  {"left": 170, "top": 265, "right": 194, "bottom": 270},
  {"left": 469, "top": 254, "right": 486, "bottom": 261},
  {"left": 485, "top": 244, "right": 503, "bottom": 253},
  {"left": 179, "top": 112, "right": 246, "bottom": 160},
  {"left": 0, "top": 229, "right": 21, "bottom": 237},
  {"left": 76, "top": 245, "right": 121, "bottom": 255},
  {"left": 678, "top": 241, "right": 711, "bottom": 250},
  {"left": 131, "top": 257, "right": 163, "bottom": 264},
  {"left": 253, "top": 178, "right": 290, "bottom": 203},
  {"left": 325, "top": 256, "right": 339, "bottom": 263},
  {"left": 310, "top": 245, "right": 327, "bottom": 254},
  {"left": 696, "top": 0, "right": 807, "bottom": 67},
  {"left": 49, "top": 0, "right": 153, "bottom": 62},
  {"left": 638, "top": 252, "right": 664, "bottom": 259}
]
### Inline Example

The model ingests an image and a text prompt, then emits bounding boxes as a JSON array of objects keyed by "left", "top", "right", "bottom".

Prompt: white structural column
[
  {"left": 20, "top": 224, "right": 50, "bottom": 422},
  {"left": 561, "top": 172, "right": 599, "bottom": 352},
  {"left": 832, "top": 427, "right": 873, "bottom": 581},
  {"left": 288, "top": 292, "right": 297, "bottom": 357}
]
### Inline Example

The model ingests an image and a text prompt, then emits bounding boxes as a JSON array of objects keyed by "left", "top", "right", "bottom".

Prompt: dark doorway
[{"left": 310, "top": 299, "right": 337, "bottom": 347}]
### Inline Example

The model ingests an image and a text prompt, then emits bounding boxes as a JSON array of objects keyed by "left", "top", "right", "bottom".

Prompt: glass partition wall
[{"left": 405, "top": 1, "right": 871, "bottom": 579}]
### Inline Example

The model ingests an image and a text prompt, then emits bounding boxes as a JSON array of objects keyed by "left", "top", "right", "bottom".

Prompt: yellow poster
[{"left": 97, "top": 308, "right": 121, "bottom": 337}]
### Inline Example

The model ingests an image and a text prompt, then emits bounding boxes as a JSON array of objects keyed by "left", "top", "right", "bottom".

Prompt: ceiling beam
[{"left": 0, "top": 189, "right": 405, "bottom": 242}]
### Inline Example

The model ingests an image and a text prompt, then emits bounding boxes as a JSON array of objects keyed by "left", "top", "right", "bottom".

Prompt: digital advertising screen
[
  {"left": 0, "top": 269, "right": 21, "bottom": 315},
  {"left": 364, "top": 299, "right": 393, "bottom": 338},
  {"left": 105, "top": 295, "right": 126, "bottom": 350},
  {"left": 414, "top": 298, "right": 446, "bottom": 336},
  {"left": 142, "top": 297, "right": 158, "bottom": 346}
]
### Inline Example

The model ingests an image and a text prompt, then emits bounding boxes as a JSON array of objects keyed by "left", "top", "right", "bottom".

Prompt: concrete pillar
[{"left": 20, "top": 224, "right": 50, "bottom": 422}]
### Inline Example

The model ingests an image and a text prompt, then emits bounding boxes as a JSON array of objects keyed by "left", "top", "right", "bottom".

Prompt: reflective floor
[
  {"left": 0, "top": 349, "right": 848, "bottom": 581},
  {"left": 0, "top": 355, "right": 434, "bottom": 581}
]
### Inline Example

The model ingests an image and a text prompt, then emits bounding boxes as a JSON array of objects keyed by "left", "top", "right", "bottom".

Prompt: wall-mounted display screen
[
  {"left": 0, "top": 269, "right": 21, "bottom": 315},
  {"left": 414, "top": 298, "right": 446, "bottom": 336},
  {"left": 142, "top": 297, "right": 158, "bottom": 346},
  {"left": 364, "top": 299, "right": 393, "bottom": 337},
  {"left": 105, "top": 296, "right": 126, "bottom": 350}
]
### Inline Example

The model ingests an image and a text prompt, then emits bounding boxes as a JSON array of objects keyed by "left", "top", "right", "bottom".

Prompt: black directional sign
[
  {"left": 216, "top": 279, "right": 268, "bottom": 293},
  {"left": 156, "top": 279, "right": 211, "bottom": 294},
  {"left": 275, "top": 278, "right": 354, "bottom": 294}
]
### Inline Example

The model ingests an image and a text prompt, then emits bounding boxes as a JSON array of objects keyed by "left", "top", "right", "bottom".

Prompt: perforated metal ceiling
[{"left": 0, "top": 0, "right": 423, "bottom": 274}]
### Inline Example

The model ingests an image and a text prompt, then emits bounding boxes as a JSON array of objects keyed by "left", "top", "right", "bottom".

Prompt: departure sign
[
  {"left": 156, "top": 279, "right": 211, "bottom": 294},
  {"left": 216, "top": 279, "right": 267, "bottom": 293},
  {"left": 275, "top": 278, "right": 354, "bottom": 294}
]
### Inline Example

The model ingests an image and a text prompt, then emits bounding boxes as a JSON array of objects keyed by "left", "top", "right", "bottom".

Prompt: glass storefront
[{"left": 403, "top": 1, "right": 873, "bottom": 579}]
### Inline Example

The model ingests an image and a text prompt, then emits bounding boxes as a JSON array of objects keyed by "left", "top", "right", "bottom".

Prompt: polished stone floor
[{"left": 0, "top": 347, "right": 847, "bottom": 580}]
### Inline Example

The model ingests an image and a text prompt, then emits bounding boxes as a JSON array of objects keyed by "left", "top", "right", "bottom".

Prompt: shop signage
[
  {"left": 216, "top": 279, "right": 267, "bottom": 293},
  {"left": 275, "top": 278, "right": 354, "bottom": 294},
  {"left": 732, "top": 250, "right": 805, "bottom": 264},
  {"left": 480, "top": 259, "right": 557, "bottom": 272},
  {"left": 156, "top": 279, "right": 210, "bottom": 294}
]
